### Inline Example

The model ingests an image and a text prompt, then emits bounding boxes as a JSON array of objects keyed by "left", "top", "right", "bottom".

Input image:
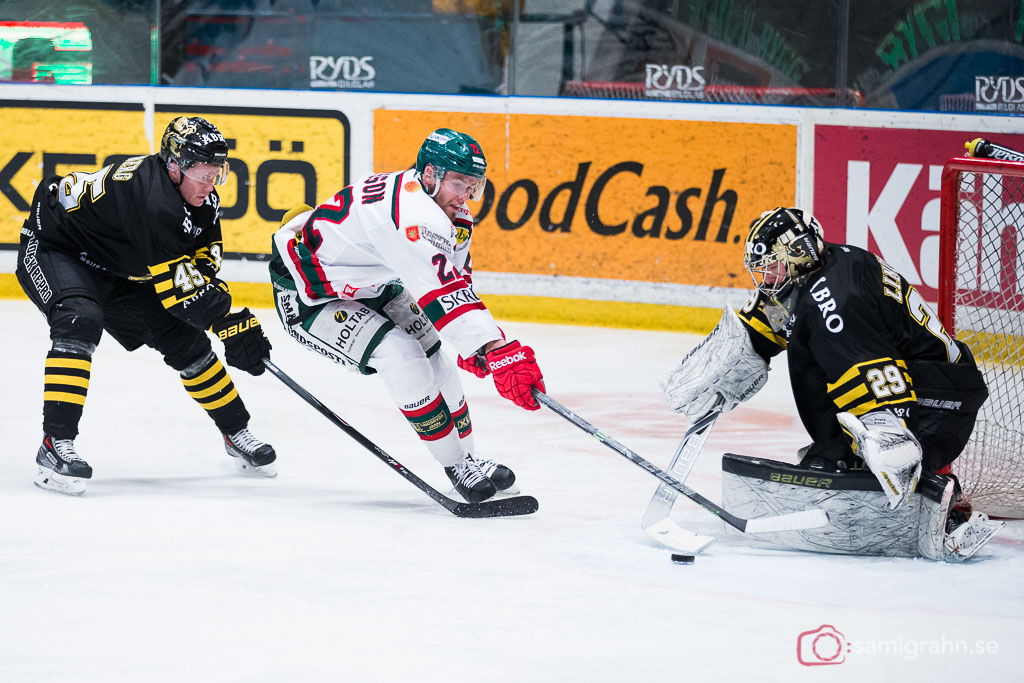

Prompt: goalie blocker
[{"left": 720, "top": 454, "right": 1003, "bottom": 562}]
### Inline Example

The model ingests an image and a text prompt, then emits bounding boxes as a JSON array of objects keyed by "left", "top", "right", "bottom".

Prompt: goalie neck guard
[{"left": 744, "top": 207, "right": 825, "bottom": 304}]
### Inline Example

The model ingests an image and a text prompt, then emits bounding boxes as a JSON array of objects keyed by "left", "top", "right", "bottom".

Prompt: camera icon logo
[{"left": 796, "top": 624, "right": 847, "bottom": 666}]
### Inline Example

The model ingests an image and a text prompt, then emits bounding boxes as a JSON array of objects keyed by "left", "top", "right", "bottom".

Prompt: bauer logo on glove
[{"left": 214, "top": 316, "right": 261, "bottom": 340}]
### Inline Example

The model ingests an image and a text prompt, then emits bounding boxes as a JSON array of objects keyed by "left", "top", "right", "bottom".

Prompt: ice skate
[
  {"left": 224, "top": 429, "right": 278, "bottom": 477},
  {"left": 34, "top": 435, "right": 92, "bottom": 496},
  {"left": 473, "top": 456, "right": 519, "bottom": 494},
  {"left": 445, "top": 456, "right": 496, "bottom": 503}
]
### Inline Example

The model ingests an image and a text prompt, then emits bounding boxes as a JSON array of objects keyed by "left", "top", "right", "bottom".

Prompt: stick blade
[
  {"left": 452, "top": 495, "right": 540, "bottom": 518},
  {"left": 642, "top": 518, "right": 717, "bottom": 554},
  {"left": 743, "top": 508, "right": 830, "bottom": 533}
]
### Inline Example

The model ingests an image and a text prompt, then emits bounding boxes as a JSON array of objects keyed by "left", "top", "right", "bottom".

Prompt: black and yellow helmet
[
  {"left": 160, "top": 116, "right": 230, "bottom": 185},
  {"left": 744, "top": 207, "right": 825, "bottom": 300}
]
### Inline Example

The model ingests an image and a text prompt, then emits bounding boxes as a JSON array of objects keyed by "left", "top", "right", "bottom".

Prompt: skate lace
[
  {"left": 52, "top": 439, "right": 82, "bottom": 462},
  {"left": 229, "top": 429, "right": 264, "bottom": 454},
  {"left": 471, "top": 456, "right": 498, "bottom": 478},
  {"left": 454, "top": 459, "right": 487, "bottom": 487}
]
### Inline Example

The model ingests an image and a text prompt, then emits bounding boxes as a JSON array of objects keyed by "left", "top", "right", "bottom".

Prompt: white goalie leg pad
[
  {"left": 837, "top": 411, "right": 922, "bottom": 511},
  {"left": 661, "top": 307, "right": 768, "bottom": 422},
  {"left": 721, "top": 454, "right": 948, "bottom": 557}
]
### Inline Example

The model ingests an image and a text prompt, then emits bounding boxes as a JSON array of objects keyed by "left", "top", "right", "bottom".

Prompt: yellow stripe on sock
[
  {"left": 43, "top": 391, "right": 87, "bottom": 405},
  {"left": 45, "top": 358, "right": 91, "bottom": 371},
  {"left": 186, "top": 374, "right": 233, "bottom": 400},
  {"left": 197, "top": 387, "right": 239, "bottom": 410},
  {"left": 181, "top": 361, "right": 225, "bottom": 386},
  {"left": 45, "top": 374, "right": 90, "bottom": 388}
]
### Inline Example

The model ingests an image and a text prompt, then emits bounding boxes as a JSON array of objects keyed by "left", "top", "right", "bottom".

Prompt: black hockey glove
[{"left": 211, "top": 308, "right": 271, "bottom": 376}]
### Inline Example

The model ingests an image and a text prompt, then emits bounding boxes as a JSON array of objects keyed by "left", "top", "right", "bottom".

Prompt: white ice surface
[{"left": 1, "top": 299, "right": 1022, "bottom": 682}]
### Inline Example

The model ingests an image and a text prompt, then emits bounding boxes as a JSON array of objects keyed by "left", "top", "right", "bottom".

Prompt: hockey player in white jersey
[{"left": 269, "top": 128, "right": 545, "bottom": 504}]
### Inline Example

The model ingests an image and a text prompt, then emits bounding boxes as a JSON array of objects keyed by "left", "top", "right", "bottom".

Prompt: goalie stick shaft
[
  {"left": 265, "top": 359, "right": 538, "bottom": 518},
  {"left": 641, "top": 410, "right": 720, "bottom": 553},
  {"left": 533, "top": 390, "right": 828, "bottom": 533}
]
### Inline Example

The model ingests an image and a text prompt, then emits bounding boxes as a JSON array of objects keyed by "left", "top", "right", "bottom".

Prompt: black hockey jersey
[
  {"left": 26, "top": 154, "right": 228, "bottom": 327},
  {"left": 738, "top": 243, "right": 986, "bottom": 459}
]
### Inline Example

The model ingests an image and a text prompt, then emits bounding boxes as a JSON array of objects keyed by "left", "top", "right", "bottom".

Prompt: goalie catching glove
[
  {"left": 661, "top": 307, "right": 769, "bottom": 422},
  {"left": 486, "top": 341, "right": 545, "bottom": 410},
  {"left": 211, "top": 308, "right": 272, "bottom": 376},
  {"left": 837, "top": 410, "right": 922, "bottom": 511}
]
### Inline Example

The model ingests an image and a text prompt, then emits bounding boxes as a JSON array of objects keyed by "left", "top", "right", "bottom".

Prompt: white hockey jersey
[{"left": 271, "top": 169, "right": 501, "bottom": 357}]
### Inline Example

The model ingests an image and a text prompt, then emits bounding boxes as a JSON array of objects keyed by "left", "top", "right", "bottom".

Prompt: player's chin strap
[{"left": 418, "top": 169, "right": 442, "bottom": 198}]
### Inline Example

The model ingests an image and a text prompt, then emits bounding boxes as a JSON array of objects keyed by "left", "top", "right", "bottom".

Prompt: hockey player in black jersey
[
  {"left": 16, "top": 116, "right": 276, "bottom": 495},
  {"left": 661, "top": 207, "right": 1002, "bottom": 561}
]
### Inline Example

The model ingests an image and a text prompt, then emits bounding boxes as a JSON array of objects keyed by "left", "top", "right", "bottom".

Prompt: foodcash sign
[
  {"left": 374, "top": 110, "right": 796, "bottom": 288},
  {"left": 0, "top": 101, "right": 348, "bottom": 254},
  {"left": 813, "top": 126, "right": 1024, "bottom": 303}
]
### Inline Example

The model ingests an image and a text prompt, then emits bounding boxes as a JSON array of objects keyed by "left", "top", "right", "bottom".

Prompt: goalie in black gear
[
  {"left": 661, "top": 207, "right": 1001, "bottom": 561},
  {"left": 17, "top": 116, "right": 276, "bottom": 495}
]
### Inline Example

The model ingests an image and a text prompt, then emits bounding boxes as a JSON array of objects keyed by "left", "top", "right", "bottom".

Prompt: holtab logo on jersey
[
  {"left": 644, "top": 64, "right": 706, "bottom": 99},
  {"left": 488, "top": 350, "right": 526, "bottom": 371},
  {"left": 406, "top": 226, "right": 420, "bottom": 242},
  {"left": 309, "top": 56, "right": 375, "bottom": 89}
]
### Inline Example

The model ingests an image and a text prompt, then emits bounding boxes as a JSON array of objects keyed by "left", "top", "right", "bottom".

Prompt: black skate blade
[{"left": 451, "top": 495, "right": 539, "bottom": 518}]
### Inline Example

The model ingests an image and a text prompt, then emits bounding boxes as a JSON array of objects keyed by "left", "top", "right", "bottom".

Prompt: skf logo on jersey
[
  {"left": 404, "top": 181, "right": 420, "bottom": 193},
  {"left": 406, "top": 226, "right": 420, "bottom": 242},
  {"left": 334, "top": 310, "right": 348, "bottom": 323},
  {"left": 343, "top": 284, "right": 358, "bottom": 298}
]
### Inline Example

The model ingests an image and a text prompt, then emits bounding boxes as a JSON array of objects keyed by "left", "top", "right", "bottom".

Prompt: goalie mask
[
  {"left": 744, "top": 207, "right": 825, "bottom": 303},
  {"left": 160, "top": 116, "right": 230, "bottom": 185},
  {"left": 415, "top": 128, "right": 487, "bottom": 200}
]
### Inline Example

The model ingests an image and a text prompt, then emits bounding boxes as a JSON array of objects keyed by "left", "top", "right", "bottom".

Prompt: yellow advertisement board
[
  {"left": 0, "top": 102, "right": 148, "bottom": 242},
  {"left": 0, "top": 102, "right": 348, "bottom": 254},
  {"left": 374, "top": 110, "right": 796, "bottom": 288}
]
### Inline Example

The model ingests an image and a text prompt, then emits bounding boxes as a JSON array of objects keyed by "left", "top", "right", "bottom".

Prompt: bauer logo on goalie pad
[{"left": 769, "top": 473, "right": 834, "bottom": 488}]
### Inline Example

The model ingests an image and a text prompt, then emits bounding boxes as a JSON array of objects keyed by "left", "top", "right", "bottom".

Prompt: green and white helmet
[{"left": 415, "top": 128, "right": 487, "bottom": 200}]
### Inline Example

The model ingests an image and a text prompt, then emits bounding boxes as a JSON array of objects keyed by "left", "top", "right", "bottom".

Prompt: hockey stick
[
  {"left": 640, "top": 409, "right": 720, "bottom": 554},
  {"left": 265, "top": 359, "right": 538, "bottom": 518},
  {"left": 533, "top": 390, "right": 828, "bottom": 533}
]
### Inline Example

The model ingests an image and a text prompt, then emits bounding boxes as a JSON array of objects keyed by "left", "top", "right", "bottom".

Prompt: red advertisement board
[{"left": 813, "top": 126, "right": 1024, "bottom": 302}]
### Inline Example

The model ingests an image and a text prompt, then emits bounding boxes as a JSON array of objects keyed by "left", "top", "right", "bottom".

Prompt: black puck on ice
[{"left": 670, "top": 554, "right": 695, "bottom": 564}]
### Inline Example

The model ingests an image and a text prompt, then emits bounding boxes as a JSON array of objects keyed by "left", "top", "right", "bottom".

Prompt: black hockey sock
[
  {"left": 180, "top": 352, "right": 250, "bottom": 434},
  {"left": 42, "top": 346, "right": 92, "bottom": 439}
]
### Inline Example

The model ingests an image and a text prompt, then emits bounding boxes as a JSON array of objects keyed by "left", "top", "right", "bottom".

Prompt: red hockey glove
[
  {"left": 457, "top": 327, "right": 504, "bottom": 378},
  {"left": 457, "top": 353, "right": 488, "bottom": 378},
  {"left": 485, "top": 341, "right": 545, "bottom": 411}
]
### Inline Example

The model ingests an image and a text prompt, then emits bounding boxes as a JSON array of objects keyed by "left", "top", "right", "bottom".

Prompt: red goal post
[{"left": 938, "top": 156, "right": 1024, "bottom": 518}]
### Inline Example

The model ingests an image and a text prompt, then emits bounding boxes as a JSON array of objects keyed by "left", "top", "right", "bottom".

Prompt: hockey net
[
  {"left": 939, "top": 156, "right": 1024, "bottom": 518},
  {"left": 561, "top": 81, "right": 865, "bottom": 107}
]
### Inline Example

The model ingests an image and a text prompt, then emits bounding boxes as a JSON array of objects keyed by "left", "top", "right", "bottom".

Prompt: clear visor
[
  {"left": 440, "top": 171, "right": 486, "bottom": 201},
  {"left": 182, "top": 160, "right": 230, "bottom": 186}
]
